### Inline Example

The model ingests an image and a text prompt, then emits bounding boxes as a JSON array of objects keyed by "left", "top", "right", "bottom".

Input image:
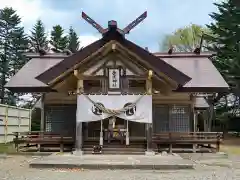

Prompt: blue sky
[{"left": 1, "top": 0, "right": 221, "bottom": 52}]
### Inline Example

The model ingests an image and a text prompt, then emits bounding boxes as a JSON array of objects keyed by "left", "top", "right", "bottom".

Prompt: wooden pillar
[
  {"left": 191, "top": 94, "right": 197, "bottom": 132},
  {"left": 84, "top": 122, "right": 88, "bottom": 141},
  {"left": 203, "top": 111, "right": 208, "bottom": 132},
  {"left": 100, "top": 120, "right": 103, "bottom": 145},
  {"left": 191, "top": 95, "right": 198, "bottom": 152},
  {"left": 75, "top": 73, "right": 84, "bottom": 152},
  {"left": 146, "top": 70, "right": 153, "bottom": 154},
  {"left": 216, "top": 133, "right": 221, "bottom": 152},
  {"left": 40, "top": 94, "right": 45, "bottom": 132},
  {"left": 76, "top": 122, "right": 82, "bottom": 150},
  {"left": 146, "top": 123, "right": 153, "bottom": 151},
  {"left": 146, "top": 71, "right": 152, "bottom": 95},
  {"left": 126, "top": 120, "right": 129, "bottom": 145},
  {"left": 193, "top": 110, "right": 198, "bottom": 132}
]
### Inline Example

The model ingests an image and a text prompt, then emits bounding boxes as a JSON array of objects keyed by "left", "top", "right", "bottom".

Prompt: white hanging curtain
[{"left": 76, "top": 95, "right": 152, "bottom": 123}]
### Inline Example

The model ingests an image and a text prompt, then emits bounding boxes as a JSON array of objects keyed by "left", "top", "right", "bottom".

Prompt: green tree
[
  {"left": 206, "top": 0, "right": 240, "bottom": 131},
  {"left": 29, "top": 19, "right": 48, "bottom": 52},
  {"left": 0, "top": 7, "right": 29, "bottom": 104},
  {"left": 207, "top": 0, "right": 240, "bottom": 88},
  {"left": 50, "top": 25, "right": 68, "bottom": 51},
  {"left": 67, "top": 26, "right": 79, "bottom": 53},
  {"left": 11, "top": 27, "right": 29, "bottom": 73},
  {"left": 161, "top": 24, "right": 210, "bottom": 52}
]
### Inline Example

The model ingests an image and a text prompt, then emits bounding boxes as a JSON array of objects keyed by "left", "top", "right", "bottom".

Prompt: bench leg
[
  {"left": 216, "top": 142, "right": 220, "bottom": 152},
  {"left": 193, "top": 144, "right": 196, "bottom": 153},
  {"left": 169, "top": 144, "right": 172, "bottom": 154},
  {"left": 37, "top": 144, "right": 41, "bottom": 152},
  {"left": 60, "top": 143, "right": 64, "bottom": 152},
  {"left": 15, "top": 143, "right": 19, "bottom": 152},
  {"left": 157, "top": 144, "right": 160, "bottom": 153}
]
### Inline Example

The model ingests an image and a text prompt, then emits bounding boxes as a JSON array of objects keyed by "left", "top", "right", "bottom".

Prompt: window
[
  {"left": 83, "top": 80, "right": 102, "bottom": 93},
  {"left": 128, "top": 79, "right": 145, "bottom": 92},
  {"left": 153, "top": 104, "right": 190, "bottom": 133},
  {"left": 169, "top": 105, "right": 190, "bottom": 132}
]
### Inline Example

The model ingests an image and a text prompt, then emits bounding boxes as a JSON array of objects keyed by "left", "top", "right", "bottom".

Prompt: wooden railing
[
  {"left": 13, "top": 131, "right": 74, "bottom": 152},
  {"left": 152, "top": 132, "right": 223, "bottom": 153}
]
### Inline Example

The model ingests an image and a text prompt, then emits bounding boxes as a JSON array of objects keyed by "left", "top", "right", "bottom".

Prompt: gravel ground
[{"left": 1, "top": 155, "right": 240, "bottom": 180}]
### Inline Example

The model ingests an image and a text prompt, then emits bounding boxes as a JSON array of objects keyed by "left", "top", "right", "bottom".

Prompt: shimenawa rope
[{"left": 84, "top": 93, "right": 144, "bottom": 115}]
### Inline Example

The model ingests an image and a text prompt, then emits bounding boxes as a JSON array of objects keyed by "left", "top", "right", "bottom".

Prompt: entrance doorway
[
  {"left": 85, "top": 117, "right": 146, "bottom": 143},
  {"left": 104, "top": 117, "right": 126, "bottom": 144}
]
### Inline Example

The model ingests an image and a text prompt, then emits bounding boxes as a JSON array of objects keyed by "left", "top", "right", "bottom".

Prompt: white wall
[{"left": 0, "top": 104, "right": 31, "bottom": 143}]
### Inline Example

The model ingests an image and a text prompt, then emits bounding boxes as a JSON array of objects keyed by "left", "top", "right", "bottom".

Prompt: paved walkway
[
  {"left": 1, "top": 154, "right": 240, "bottom": 179},
  {"left": 29, "top": 153, "right": 195, "bottom": 170}
]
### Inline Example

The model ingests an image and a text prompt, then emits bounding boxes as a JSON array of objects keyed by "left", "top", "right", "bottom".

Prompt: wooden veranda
[{"left": 13, "top": 131, "right": 223, "bottom": 153}]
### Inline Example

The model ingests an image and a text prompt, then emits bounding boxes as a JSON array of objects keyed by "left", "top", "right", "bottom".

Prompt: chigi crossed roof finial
[{"left": 82, "top": 11, "right": 147, "bottom": 36}]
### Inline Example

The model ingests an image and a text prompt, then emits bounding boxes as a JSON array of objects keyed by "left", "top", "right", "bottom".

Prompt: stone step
[
  {"left": 83, "top": 144, "right": 146, "bottom": 147},
  {"left": 83, "top": 144, "right": 145, "bottom": 148},
  {"left": 83, "top": 141, "right": 146, "bottom": 145},
  {"left": 83, "top": 147, "right": 146, "bottom": 152},
  {"left": 29, "top": 154, "right": 195, "bottom": 170},
  {"left": 83, "top": 150, "right": 145, "bottom": 155}
]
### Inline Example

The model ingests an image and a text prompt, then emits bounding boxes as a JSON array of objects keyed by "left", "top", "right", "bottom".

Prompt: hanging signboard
[{"left": 108, "top": 68, "right": 120, "bottom": 89}]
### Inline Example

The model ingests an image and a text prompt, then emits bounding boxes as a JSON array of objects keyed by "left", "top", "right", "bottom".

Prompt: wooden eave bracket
[{"left": 74, "top": 69, "right": 82, "bottom": 80}]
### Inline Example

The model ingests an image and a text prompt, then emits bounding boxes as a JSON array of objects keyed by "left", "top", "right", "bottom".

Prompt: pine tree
[
  {"left": 207, "top": 0, "right": 240, "bottom": 87},
  {"left": 11, "top": 27, "right": 29, "bottom": 74},
  {"left": 206, "top": 0, "right": 240, "bottom": 127},
  {"left": 67, "top": 26, "right": 79, "bottom": 53},
  {"left": 0, "top": 7, "right": 29, "bottom": 104},
  {"left": 29, "top": 19, "right": 48, "bottom": 52},
  {"left": 50, "top": 25, "right": 68, "bottom": 51}
]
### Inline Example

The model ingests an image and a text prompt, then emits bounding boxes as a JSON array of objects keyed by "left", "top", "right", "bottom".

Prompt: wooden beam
[
  {"left": 48, "top": 40, "right": 117, "bottom": 86},
  {"left": 114, "top": 53, "right": 144, "bottom": 75},
  {"left": 90, "top": 53, "right": 116, "bottom": 75},
  {"left": 113, "top": 42, "right": 178, "bottom": 89},
  {"left": 52, "top": 74, "right": 77, "bottom": 92},
  {"left": 115, "top": 51, "right": 148, "bottom": 73},
  {"left": 77, "top": 51, "right": 113, "bottom": 75},
  {"left": 74, "top": 72, "right": 106, "bottom": 80},
  {"left": 114, "top": 47, "right": 174, "bottom": 94}
]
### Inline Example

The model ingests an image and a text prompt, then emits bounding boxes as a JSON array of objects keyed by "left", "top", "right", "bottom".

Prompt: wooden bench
[
  {"left": 13, "top": 131, "right": 74, "bottom": 152},
  {"left": 152, "top": 132, "right": 223, "bottom": 153}
]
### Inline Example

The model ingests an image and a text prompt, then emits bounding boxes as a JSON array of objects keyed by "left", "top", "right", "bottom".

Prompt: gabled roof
[
  {"left": 36, "top": 29, "right": 191, "bottom": 86},
  {"left": 5, "top": 51, "right": 229, "bottom": 93},
  {"left": 5, "top": 57, "right": 64, "bottom": 92},
  {"left": 155, "top": 53, "right": 229, "bottom": 92},
  {"left": 5, "top": 28, "right": 229, "bottom": 93}
]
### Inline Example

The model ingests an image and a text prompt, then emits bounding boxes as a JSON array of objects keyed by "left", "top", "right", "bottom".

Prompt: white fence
[{"left": 0, "top": 104, "right": 31, "bottom": 143}]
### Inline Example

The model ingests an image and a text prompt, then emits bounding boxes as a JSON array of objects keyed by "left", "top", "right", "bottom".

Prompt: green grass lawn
[
  {"left": 0, "top": 143, "right": 16, "bottom": 154},
  {"left": 221, "top": 136, "right": 240, "bottom": 155},
  {"left": 221, "top": 145, "right": 240, "bottom": 155}
]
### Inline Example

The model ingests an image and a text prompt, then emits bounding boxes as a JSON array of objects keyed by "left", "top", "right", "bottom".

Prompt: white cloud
[
  {"left": 79, "top": 35, "right": 101, "bottom": 48},
  {"left": 0, "top": 0, "right": 43, "bottom": 23},
  {"left": 0, "top": 0, "right": 73, "bottom": 33},
  {"left": 0, "top": 0, "right": 101, "bottom": 48}
]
